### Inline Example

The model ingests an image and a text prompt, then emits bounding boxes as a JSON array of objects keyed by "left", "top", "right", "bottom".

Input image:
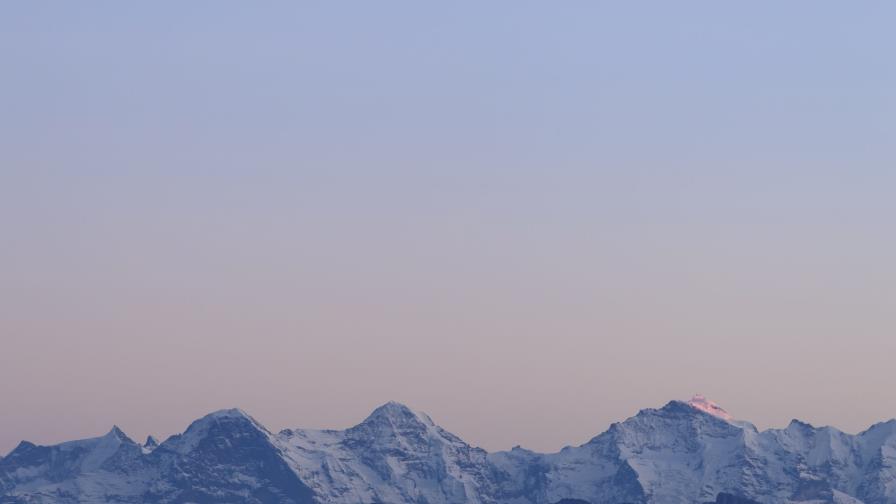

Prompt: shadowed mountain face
[
  {"left": 708, "top": 494, "right": 761, "bottom": 504},
  {"left": 0, "top": 410, "right": 314, "bottom": 504},
  {"left": 2, "top": 399, "right": 896, "bottom": 503}
]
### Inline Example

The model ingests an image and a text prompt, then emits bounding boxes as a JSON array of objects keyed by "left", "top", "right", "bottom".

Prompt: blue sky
[{"left": 1, "top": 2, "right": 895, "bottom": 454}]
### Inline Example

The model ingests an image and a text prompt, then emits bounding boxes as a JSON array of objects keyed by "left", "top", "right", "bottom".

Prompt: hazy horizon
[
  {"left": 5, "top": 394, "right": 896, "bottom": 458},
  {"left": 2, "top": 2, "right": 895, "bottom": 456}
]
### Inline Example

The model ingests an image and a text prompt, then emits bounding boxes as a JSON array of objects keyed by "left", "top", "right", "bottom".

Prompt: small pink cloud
[{"left": 687, "top": 394, "right": 733, "bottom": 421}]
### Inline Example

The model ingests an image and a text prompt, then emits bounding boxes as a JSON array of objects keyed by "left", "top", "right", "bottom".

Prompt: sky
[{"left": 1, "top": 1, "right": 895, "bottom": 455}]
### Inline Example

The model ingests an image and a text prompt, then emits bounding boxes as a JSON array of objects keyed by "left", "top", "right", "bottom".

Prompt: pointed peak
[
  {"left": 194, "top": 408, "right": 265, "bottom": 429},
  {"left": 373, "top": 401, "right": 414, "bottom": 415},
  {"left": 7, "top": 440, "right": 37, "bottom": 456},
  {"left": 182, "top": 408, "right": 268, "bottom": 438},
  {"left": 165, "top": 408, "right": 270, "bottom": 455},
  {"left": 205, "top": 408, "right": 253, "bottom": 420},
  {"left": 141, "top": 435, "right": 159, "bottom": 454},
  {"left": 105, "top": 425, "right": 135, "bottom": 444},
  {"left": 686, "top": 394, "right": 734, "bottom": 421},
  {"left": 359, "top": 401, "right": 434, "bottom": 428}
]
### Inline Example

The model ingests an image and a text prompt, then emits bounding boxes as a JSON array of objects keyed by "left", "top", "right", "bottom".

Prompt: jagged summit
[
  {"left": 5, "top": 399, "right": 896, "bottom": 504},
  {"left": 687, "top": 394, "right": 734, "bottom": 421},
  {"left": 106, "top": 425, "right": 134, "bottom": 443},
  {"left": 142, "top": 435, "right": 159, "bottom": 454},
  {"left": 788, "top": 418, "right": 816, "bottom": 429}
]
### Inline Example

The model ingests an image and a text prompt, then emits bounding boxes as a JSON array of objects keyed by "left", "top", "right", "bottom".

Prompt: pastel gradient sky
[{"left": 2, "top": 2, "right": 895, "bottom": 455}]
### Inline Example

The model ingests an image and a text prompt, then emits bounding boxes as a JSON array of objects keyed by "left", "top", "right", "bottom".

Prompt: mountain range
[{"left": 2, "top": 396, "right": 895, "bottom": 504}]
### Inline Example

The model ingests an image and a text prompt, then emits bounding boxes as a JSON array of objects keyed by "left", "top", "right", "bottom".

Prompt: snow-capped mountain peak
[
  {"left": 5, "top": 399, "right": 896, "bottom": 504},
  {"left": 276, "top": 401, "right": 491, "bottom": 504},
  {"left": 360, "top": 401, "right": 436, "bottom": 426},
  {"left": 185, "top": 407, "right": 266, "bottom": 433},
  {"left": 687, "top": 394, "right": 734, "bottom": 421},
  {"left": 161, "top": 407, "right": 271, "bottom": 455},
  {"left": 105, "top": 425, "right": 132, "bottom": 443}
]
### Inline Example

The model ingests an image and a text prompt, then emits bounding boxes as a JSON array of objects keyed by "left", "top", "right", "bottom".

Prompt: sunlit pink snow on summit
[{"left": 687, "top": 394, "right": 734, "bottom": 421}]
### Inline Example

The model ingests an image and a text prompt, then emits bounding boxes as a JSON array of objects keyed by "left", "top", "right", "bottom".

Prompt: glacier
[{"left": 2, "top": 397, "right": 896, "bottom": 503}]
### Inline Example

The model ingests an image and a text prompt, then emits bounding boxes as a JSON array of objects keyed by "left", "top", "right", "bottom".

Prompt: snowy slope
[
  {"left": 0, "top": 409, "right": 314, "bottom": 504},
  {"left": 275, "top": 402, "right": 495, "bottom": 504},
  {"left": 3, "top": 398, "right": 896, "bottom": 504},
  {"left": 0, "top": 426, "right": 148, "bottom": 503}
]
